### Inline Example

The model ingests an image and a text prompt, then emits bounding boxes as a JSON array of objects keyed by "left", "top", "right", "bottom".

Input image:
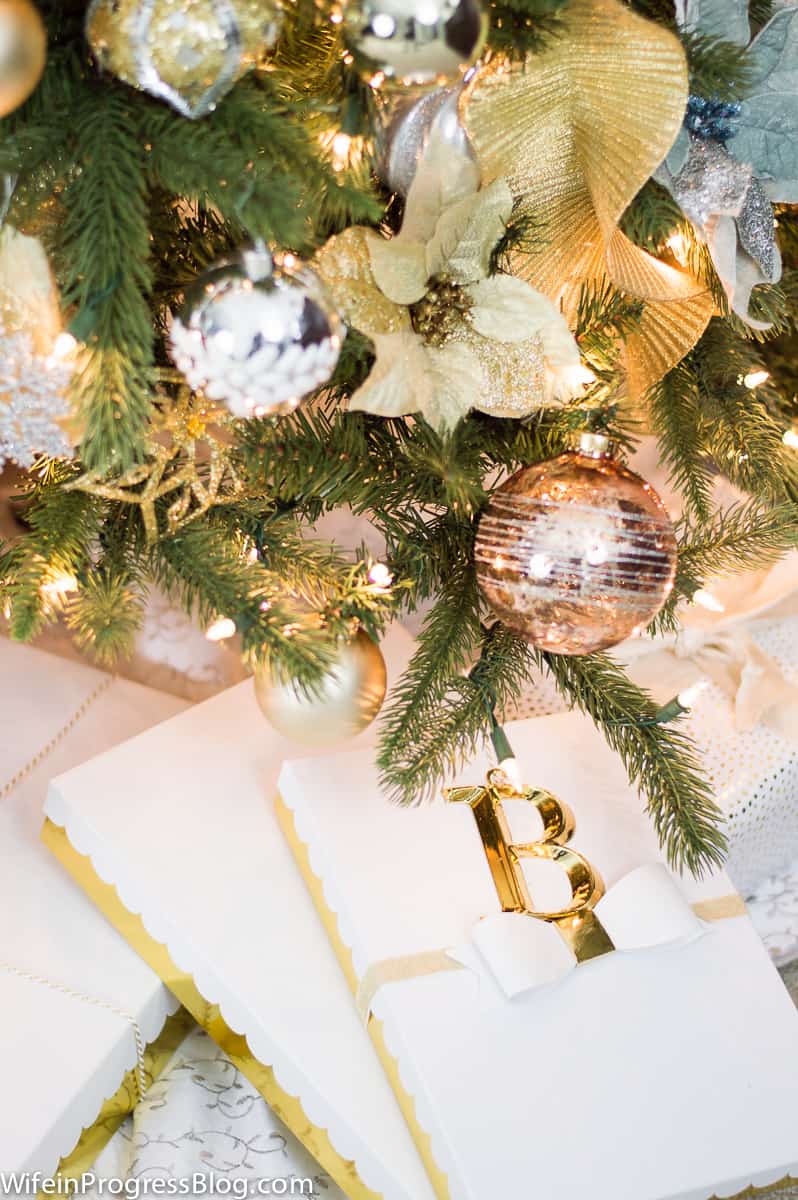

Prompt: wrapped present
[
  {"left": 0, "top": 638, "right": 190, "bottom": 1176},
  {"left": 276, "top": 716, "right": 798, "bottom": 1200},
  {"left": 43, "top": 624, "right": 437, "bottom": 1200},
  {"left": 620, "top": 607, "right": 798, "bottom": 897}
]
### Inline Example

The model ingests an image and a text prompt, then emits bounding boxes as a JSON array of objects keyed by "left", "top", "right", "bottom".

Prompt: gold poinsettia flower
[{"left": 316, "top": 134, "right": 589, "bottom": 431}]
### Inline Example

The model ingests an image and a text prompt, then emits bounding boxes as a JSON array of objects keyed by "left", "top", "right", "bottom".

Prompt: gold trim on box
[
  {"left": 719, "top": 1178, "right": 798, "bottom": 1200},
  {"left": 49, "top": 1007, "right": 193, "bottom": 1188},
  {"left": 274, "top": 795, "right": 451, "bottom": 1200},
  {"left": 273, "top": 796, "right": 797, "bottom": 1200},
  {"left": 41, "top": 818, "right": 381, "bottom": 1200}
]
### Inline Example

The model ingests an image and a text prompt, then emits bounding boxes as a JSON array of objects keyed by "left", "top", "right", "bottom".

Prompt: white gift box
[
  {"left": 43, "top": 624, "right": 438, "bottom": 1200},
  {"left": 276, "top": 716, "right": 798, "bottom": 1200},
  {"left": 44, "top": 620, "right": 798, "bottom": 1200},
  {"left": 621, "top": 612, "right": 798, "bottom": 896},
  {"left": 0, "top": 639, "right": 189, "bottom": 1175}
]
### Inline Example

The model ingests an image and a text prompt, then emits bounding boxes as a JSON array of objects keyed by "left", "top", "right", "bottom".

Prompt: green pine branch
[{"left": 535, "top": 648, "right": 726, "bottom": 876}]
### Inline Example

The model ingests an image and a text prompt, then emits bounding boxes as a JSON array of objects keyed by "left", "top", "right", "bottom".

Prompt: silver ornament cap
[
  {"left": 343, "top": 0, "right": 486, "bottom": 87},
  {"left": 378, "top": 77, "right": 477, "bottom": 195},
  {"left": 169, "top": 247, "right": 342, "bottom": 418}
]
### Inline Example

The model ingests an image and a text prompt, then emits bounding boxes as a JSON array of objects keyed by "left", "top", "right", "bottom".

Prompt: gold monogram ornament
[{"left": 447, "top": 767, "right": 615, "bottom": 963}]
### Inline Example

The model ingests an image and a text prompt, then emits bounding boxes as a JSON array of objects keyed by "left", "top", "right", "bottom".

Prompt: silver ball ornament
[
  {"left": 169, "top": 248, "right": 342, "bottom": 419},
  {"left": 379, "top": 78, "right": 477, "bottom": 195},
  {"left": 254, "top": 630, "right": 388, "bottom": 746},
  {"left": 343, "top": 0, "right": 486, "bottom": 88}
]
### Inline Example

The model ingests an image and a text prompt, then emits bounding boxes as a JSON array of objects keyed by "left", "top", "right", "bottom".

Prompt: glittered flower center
[{"left": 409, "top": 275, "right": 473, "bottom": 347}]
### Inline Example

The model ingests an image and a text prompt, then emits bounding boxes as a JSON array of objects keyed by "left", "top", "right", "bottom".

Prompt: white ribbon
[
  {"left": 451, "top": 864, "right": 709, "bottom": 1001},
  {"left": 673, "top": 626, "right": 798, "bottom": 736}
]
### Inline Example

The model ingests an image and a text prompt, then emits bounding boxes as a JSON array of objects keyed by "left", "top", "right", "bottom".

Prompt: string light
[
  {"left": 368, "top": 562, "right": 393, "bottom": 590},
  {"left": 205, "top": 616, "right": 237, "bottom": 642},
  {"left": 783, "top": 429, "right": 798, "bottom": 450},
  {"left": 677, "top": 679, "right": 709, "bottom": 710},
  {"left": 667, "top": 232, "right": 689, "bottom": 266},
  {"left": 742, "top": 369, "right": 770, "bottom": 389},
  {"left": 692, "top": 588, "right": 726, "bottom": 614}
]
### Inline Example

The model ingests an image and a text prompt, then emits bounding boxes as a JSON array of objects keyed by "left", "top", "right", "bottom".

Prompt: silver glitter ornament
[
  {"left": 86, "top": 0, "right": 284, "bottom": 120},
  {"left": 169, "top": 247, "right": 342, "bottom": 418},
  {"left": 656, "top": 133, "right": 781, "bottom": 326},
  {"left": 343, "top": 0, "right": 486, "bottom": 88},
  {"left": 0, "top": 326, "right": 73, "bottom": 469},
  {"left": 378, "top": 77, "right": 477, "bottom": 195}
]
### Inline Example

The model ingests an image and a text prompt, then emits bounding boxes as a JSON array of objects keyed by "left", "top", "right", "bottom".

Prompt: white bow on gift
[
  {"left": 356, "top": 865, "right": 745, "bottom": 1019},
  {"left": 451, "top": 864, "right": 709, "bottom": 1000}
]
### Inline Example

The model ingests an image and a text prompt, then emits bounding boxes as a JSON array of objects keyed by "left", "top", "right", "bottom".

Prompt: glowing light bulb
[
  {"left": 205, "top": 616, "right": 237, "bottom": 642},
  {"left": 667, "top": 232, "right": 689, "bottom": 265},
  {"left": 743, "top": 369, "right": 770, "bottom": 389},
  {"left": 677, "top": 679, "right": 709, "bottom": 710},
  {"left": 783, "top": 429, "right": 798, "bottom": 449},
  {"left": 368, "top": 562, "right": 393, "bottom": 589},
  {"left": 41, "top": 572, "right": 78, "bottom": 598},
  {"left": 51, "top": 332, "right": 77, "bottom": 360},
  {"left": 692, "top": 589, "right": 725, "bottom": 614}
]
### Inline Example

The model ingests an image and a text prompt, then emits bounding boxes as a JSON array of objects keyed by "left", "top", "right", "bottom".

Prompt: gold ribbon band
[{"left": 356, "top": 895, "right": 746, "bottom": 1024}]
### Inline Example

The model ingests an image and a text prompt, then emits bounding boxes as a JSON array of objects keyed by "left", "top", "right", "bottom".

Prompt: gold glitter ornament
[
  {"left": 461, "top": 0, "right": 716, "bottom": 399},
  {"left": 85, "top": 0, "right": 283, "bottom": 119},
  {"left": 0, "top": 0, "right": 45, "bottom": 117},
  {"left": 474, "top": 435, "right": 677, "bottom": 656},
  {"left": 254, "top": 629, "right": 387, "bottom": 746},
  {"left": 343, "top": 0, "right": 486, "bottom": 88}
]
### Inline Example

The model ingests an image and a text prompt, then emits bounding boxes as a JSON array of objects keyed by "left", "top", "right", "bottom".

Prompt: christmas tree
[{"left": 1, "top": 0, "right": 797, "bottom": 876}]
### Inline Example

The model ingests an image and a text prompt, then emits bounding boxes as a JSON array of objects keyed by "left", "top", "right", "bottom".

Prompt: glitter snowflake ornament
[
  {"left": 169, "top": 247, "right": 343, "bottom": 418},
  {"left": 0, "top": 227, "right": 77, "bottom": 469},
  {"left": 0, "top": 327, "right": 73, "bottom": 468}
]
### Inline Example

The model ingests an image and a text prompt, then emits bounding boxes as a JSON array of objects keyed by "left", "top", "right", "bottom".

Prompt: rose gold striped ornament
[{"left": 475, "top": 435, "right": 677, "bottom": 655}]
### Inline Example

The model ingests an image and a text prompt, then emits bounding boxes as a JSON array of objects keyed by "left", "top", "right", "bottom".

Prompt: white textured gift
[
  {"left": 0, "top": 639, "right": 188, "bottom": 1175},
  {"left": 277, "top": 714, "right": 798, "bottom": 1200},
  {"left": 43, "top": 624, "right": 437, "bottom": 1200}
]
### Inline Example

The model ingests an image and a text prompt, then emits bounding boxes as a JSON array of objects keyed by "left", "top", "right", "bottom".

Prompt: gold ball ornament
[
  {"left": 0, "top": 0, "right": 46, "bottom": 118},
  {"left": 474, "top": 436, "right": 678, "bottom": 656},
  {"left": 343, "top": 0, "right": 486, "bottom": 88},
  {"left": 85, "top": 0, "right": 283, "bottom": 119},
  {"left": 254, "top": 630, "right": 388, "bottom": 746}
]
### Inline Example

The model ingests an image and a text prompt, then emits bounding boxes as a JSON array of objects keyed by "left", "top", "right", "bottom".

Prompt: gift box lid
[
  {"left": 0, "top": 638, "right": 188, "bottom": 1175},
  {"left": 277, "top": 714, "right": 798, "bottom": 1200},
  {"left": 43, "top": 624, "right": 437, "bottom": 1200}
]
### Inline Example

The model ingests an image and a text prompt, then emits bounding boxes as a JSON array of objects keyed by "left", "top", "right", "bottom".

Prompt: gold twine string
[
  {"left": 0, "top": 670, "right": 149, "bottom": 1100},
  {"left": 0, "top": 962, "right": 149, "bottom": 1101},
  {"left": 0, "top": 673, "right": 114, "bottom": 802}
]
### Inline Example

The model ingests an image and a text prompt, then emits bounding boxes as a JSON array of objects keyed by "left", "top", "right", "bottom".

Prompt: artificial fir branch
[
  {"left": 534, "top": 647, "right": 727, "bottom": 876},
  {"left": 59, "top": 86, "right": 155, "bottom": 470}
]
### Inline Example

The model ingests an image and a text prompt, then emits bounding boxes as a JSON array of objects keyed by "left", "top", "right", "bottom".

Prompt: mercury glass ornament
[
  {"left": 169, "top": 247, "right": 342, "bottom": 418},
  {"left": 0, "top": 0, "right": 46, "bottom": 117},
  {"left": 343, "top": 0, "right": 486, "bottom": 88},
  {"left": 86, "top": 0, "right": 283, "bottom": 119},
  {"left": 379, "top": 78, "right": 477, "bottom": 195},
  {"left": 475, "top": 435, "right": 677, "bottom": 655},
  {"left": 254, "top": 630, "right": 388, "bottom": 746}
]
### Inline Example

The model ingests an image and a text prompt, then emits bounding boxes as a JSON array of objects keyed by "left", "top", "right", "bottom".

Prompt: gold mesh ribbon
[{"left": 461, "top": 0, "right": 716, "bottom": 397}]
